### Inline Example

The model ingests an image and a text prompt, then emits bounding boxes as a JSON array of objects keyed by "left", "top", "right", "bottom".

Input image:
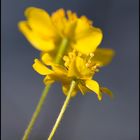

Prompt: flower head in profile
[
  {"left": 19, "top": 7, "right": 115, "bottom": 140},
  {"left": 18, "top": 7, "right": 103, "bottom": 64},
  {"left": 19, "top": 7, "right": 115, "bottom": 100},
  {"left": 33, "top": 48, "right": 114, "bottom": 100}
]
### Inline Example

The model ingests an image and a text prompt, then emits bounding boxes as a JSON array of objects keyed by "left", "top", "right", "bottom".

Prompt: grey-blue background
[{"left": 1, "top": 0, "right": 139, "bottom": 140}]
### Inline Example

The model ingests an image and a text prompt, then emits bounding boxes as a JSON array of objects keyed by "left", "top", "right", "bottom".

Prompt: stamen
[
  {"left": 85, "top": 54, "right": 101, "bottom": 73},
  {"left": 86, "top": 63, "right": 90, "bottom": 67},
  {"left": 78, "top": 52, "right": 82, "bottom": 57},
  {"left": 88, "top": 53, "right": 94, "bottom": 61},
  {"left": 95, "top": 69, "right": 99, "bottom": 72},
  {"left": 93, "top": 65, "right": 97, "bottom": 69},
  {"left": 96, "top": 63, "right": 101, "bottom": 67},
  {"left": 86, "top": 53, "right": 94, "bottom": 64},
  {"left": 89, "top": 53, "right": 94, "bottom": 57},
  {"left": 88, "top": 60, "right": 91, "bottom": 64}
]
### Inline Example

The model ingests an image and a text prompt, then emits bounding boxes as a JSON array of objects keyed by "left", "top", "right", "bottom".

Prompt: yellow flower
[
  {"left": 33, "top": 49, "right": 114, "bottom": 100},
  {"left": 18, "top": 7, "right": 103, "bottom": 63}
]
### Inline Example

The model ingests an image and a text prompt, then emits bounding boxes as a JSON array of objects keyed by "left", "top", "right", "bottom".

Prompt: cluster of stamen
[
  {"left": 63, "top": 51, "right": 75, "bottom": 68},
  {"left": 86, "top": 53, "right": 100, "bottom": 73}
]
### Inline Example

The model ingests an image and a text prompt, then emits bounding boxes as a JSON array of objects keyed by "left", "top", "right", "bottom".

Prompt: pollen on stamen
[
  {"left": 95, "top": 69, "right": 100, "bottom": 72},
  {"left": 87, "top": 53, "right": 94, "bottom": 64},
  {"left": 93, "top": 65, "right": 97, "bottom": 69},
  {"left": 78, "top": 52, "right": 82, "bottom": 57},
  {"left": 93, "top": 63, "right": 101, "bottom": 69},
  {"left": 89, "top": 53, "right": 94, "bottom": 57},
  {"left": 96, "top": 63, "right": 101, "bottom": 68},
  {"left": 91, "top": 66, "right": 100, "bottom": 72},
  {"left": 86, "top": 63, "right": 90, "bottom": 67}
]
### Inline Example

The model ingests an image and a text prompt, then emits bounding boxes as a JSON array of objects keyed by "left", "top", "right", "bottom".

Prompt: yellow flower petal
[
  {"left": 40, "top": 52, "right": 54, "bottom": 65},
  {"left": 74, "top": 28, "right": 103, "bottom": 54},
  {"left": 85, "top": 80, "right": 101, "bottom": 100},
  {"left": 44, "top": 75, "right": 55, "bottom": 85},
  {"left": 32, "top": 59, "right": 53, "bottom": 75},
  {"left": 51, "top": 9, "right": 65, "bottom": 23},
  {"left": 64, "top": 21, "right": 77, "bottom": 38},
  {"left": 75, "top": 56, "right": 85, "bottom": 73},
  {"left": 67, "top": 10, "right": 77, "bottom": 21},
  {"left": 43, "top": 64, "right": 69, "bottom": 84},
  {"left": 66, "top": 53, "right": 80, "bottom": 77},
  {"left": 62, "top": 84, "right": 77, "bottom": 97},
  {"left": 25, "top": 7, "right": 56, "bottom": 38},
  {"left": 18, "top": 21, "right": 55, "bottom": 51},
  {"left": 52, "top": 64, "right": 68, "bottom": 75},
  {"left": 75, "top": 16, "right": 92, "bottom": 36},
  {"left": 51, "top": 9, "right": 67, "bottom": 37},
  {"left": 93, "top": 48, "right": 115, "bottom": 66},
  {"left": 100, "top": 87, "right": 113, "bottom": 99}
]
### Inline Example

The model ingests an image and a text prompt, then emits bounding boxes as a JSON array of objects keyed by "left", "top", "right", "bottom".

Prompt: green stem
[
  {"left": 22, "top": 84, "right": 51, "bottom": 140},
  {"left": 54, "top": 38, "right": 68, "bottom": 64},
  {"left": 48, "top": 80, "right": 77, "bottom": 140},
  {"left": 22, "top": 38, "right": 68, "bottom": 140}
]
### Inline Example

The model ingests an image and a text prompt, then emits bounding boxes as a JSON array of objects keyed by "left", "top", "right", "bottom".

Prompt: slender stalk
[
  {"left": 22, "top": 84, "right": 51, "bottom": 140},
  {"left": 48, "top": 80, "right": 77, "bottom": 140},
  {"left": 54, "top": 38, "right": 68, "bottom": 64},
  {"left": 22, "top": 38, "right": 68, "bottom": 140}
]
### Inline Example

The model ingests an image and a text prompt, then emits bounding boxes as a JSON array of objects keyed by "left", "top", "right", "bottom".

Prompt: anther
[
  {"left": 86, "top": 63, "right": 90, "bottom": 67},
  {"left": 78, "top": 52, "right": 82, "bottom": 56},
  {"left": 93, "top": 65, "right": 97, "bottom": 69},
  {"left": 89, "top": 53, "right": 94, "bottom": 57},
  {"left": 96, "top": 63, "right": 101, "bottom": 67},
  {"left": 95, "top": 69, "right": 99, "bottom": 72}
]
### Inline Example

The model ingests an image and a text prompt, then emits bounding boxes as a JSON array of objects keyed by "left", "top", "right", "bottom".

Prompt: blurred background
[{"left": 1, "top": 0, "right": 139, "bottom": 140}]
